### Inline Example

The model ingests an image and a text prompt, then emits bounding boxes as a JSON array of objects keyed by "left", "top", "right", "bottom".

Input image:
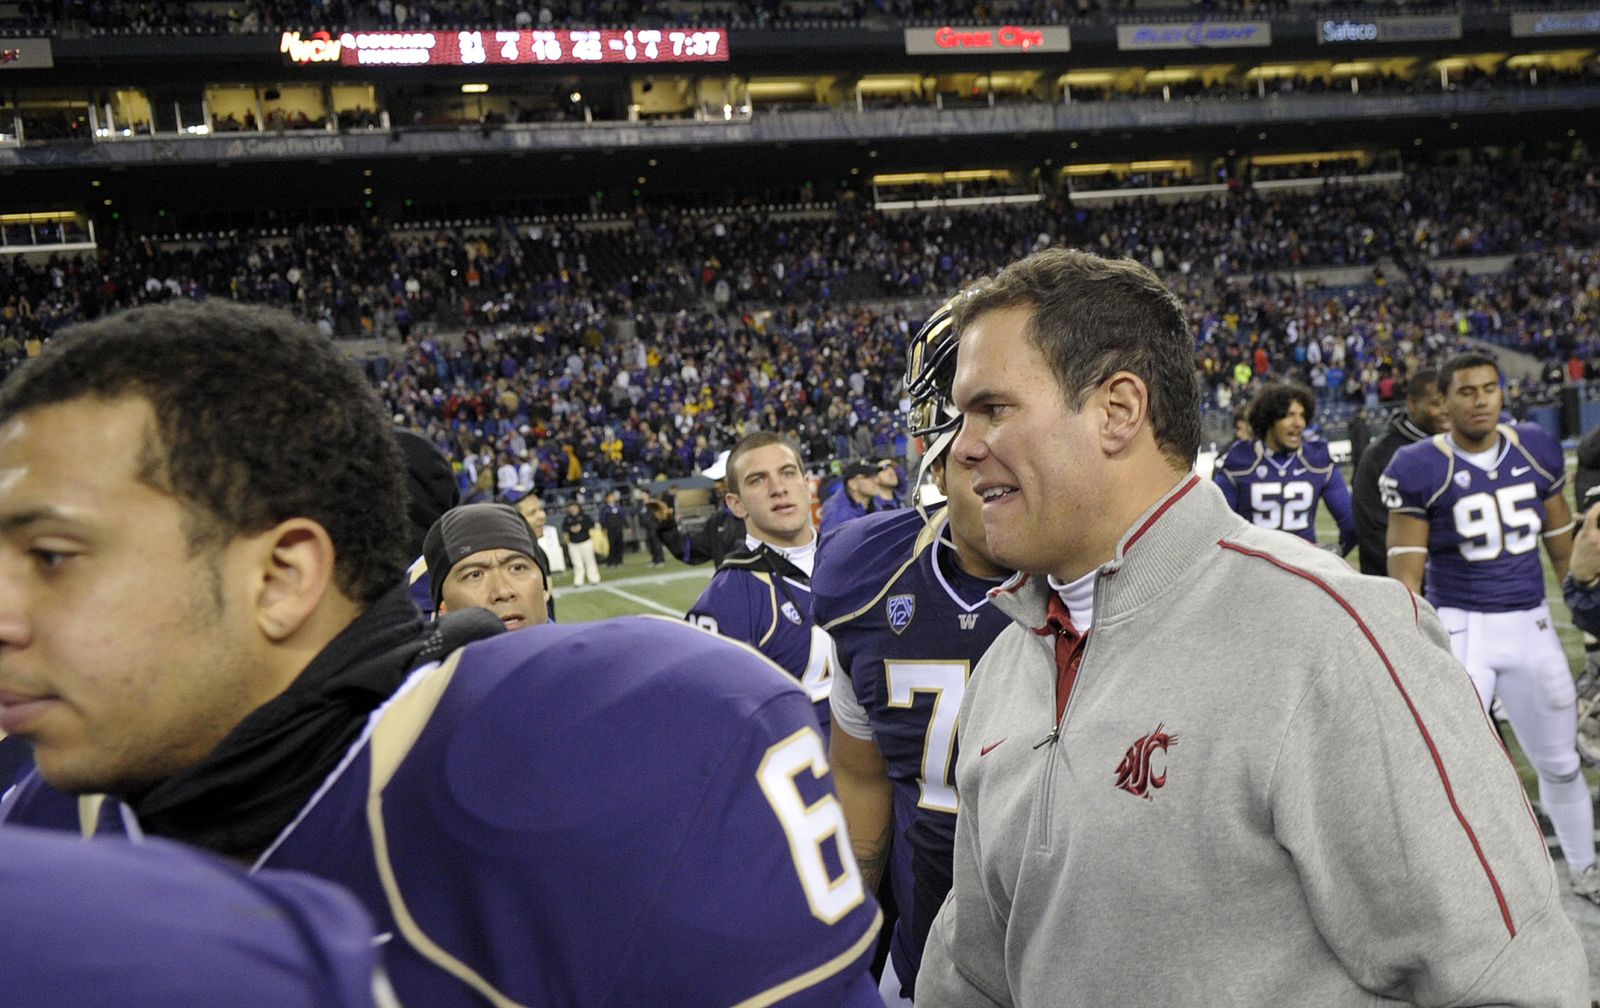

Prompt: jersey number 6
[{"left": 757, "top": 727, "right": 867, "bottom": 925}]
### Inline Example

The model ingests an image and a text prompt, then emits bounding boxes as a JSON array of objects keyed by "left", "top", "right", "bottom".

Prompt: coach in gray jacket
[{"left": 918, "top": 248, "right": 1586, "bottom": 1006}]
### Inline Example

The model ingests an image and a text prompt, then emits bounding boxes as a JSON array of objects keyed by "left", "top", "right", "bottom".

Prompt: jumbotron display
[{"left": 280, "top": 28, "right": 728, "bottom": 66}]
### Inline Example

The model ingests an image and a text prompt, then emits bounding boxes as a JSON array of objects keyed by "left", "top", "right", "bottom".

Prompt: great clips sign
[
  {"left": 905, "top": 25, "right": 1071, "bottom": 55},
  {"left": 0, "top": 38, "right": 52, "bottom": 69}
]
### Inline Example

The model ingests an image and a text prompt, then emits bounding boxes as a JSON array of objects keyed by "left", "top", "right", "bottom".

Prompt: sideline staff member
[
  {"left": 423, "top": 502, "right": 549, "bottom": 630},
  {"left": 918, "top": 248, "right": 1585, "bottom": 1006}
]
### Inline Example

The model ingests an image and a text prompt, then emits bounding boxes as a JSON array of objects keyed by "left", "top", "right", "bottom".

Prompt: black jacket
[
  {"left": 1353, "top": 412, "right": 1433, "bottom": 577},
  {"left": 659, "top": 508, "right": 746, "bottom": 568}
]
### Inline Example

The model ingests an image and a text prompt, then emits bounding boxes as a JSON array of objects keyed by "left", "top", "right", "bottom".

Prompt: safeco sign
[{"left": 905, "top": 25, "right": 1071, "bottom": 55}]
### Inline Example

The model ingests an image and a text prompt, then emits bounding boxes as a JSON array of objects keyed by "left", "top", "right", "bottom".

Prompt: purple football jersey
[
  {"left": 1214, "top": 438, "right": 1355, "bottom": 546},
  {"left": 1382, "top": 424, "right": 1565, "bottom": 612},
  {"left": 688, "top": 548, "right": 832, "bottom": 738},
  {"left": 813, "top": 505, "right": 1009, "bottom": 991},
  {"left": 3, "top": 619, "right": 884, "bottom": 1007}
]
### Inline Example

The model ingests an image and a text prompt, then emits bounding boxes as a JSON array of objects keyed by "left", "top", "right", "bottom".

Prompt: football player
[
  {"left": 1214, "top": 382, "right": 1355, "bottom": 553},
  {"left": 1383, "top": 351, "right": 1599, "bottom": 904},
  {"left": 814, "top": 302, "right": 1012, "bottom": 1004},
  {"left": 0, "top": 300, "right": 882, "bottom": 1006},
  {"left": 687, "top": 431, "right": 833, "bottom": 738}
]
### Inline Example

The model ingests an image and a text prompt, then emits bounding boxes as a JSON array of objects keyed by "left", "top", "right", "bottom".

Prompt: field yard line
[
  {"left": 596, "top": 585, "right": 685, "bottom": 616},
  {"left": 556, "top": 568, "right": 709, "bottom": 596}
]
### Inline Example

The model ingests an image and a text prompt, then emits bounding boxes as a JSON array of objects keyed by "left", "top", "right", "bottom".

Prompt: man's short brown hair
[
  {"left": 952, "top": 247, "right": 1201, "bottom": 469},
  {"left": 725, "top": 431, "right": 804, "bottom": 489}
]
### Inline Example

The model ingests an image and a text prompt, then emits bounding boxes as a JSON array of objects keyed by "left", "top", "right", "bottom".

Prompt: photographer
[{"left": 1561, "top": 483, "right": 1600, "bottom": 764}]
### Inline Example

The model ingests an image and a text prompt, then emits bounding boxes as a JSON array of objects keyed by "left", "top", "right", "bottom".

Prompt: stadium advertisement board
[
  {"left": 904, "top": 25, "right": 1071, "bottom": 55},
  {"left": 1116, "top": 21, "right": 1271, "bottom": 50},
  {"left": 1316, "top": 15, "right": 1462, "bottom": 43},
  {"left": 0, "top": 38, "right": 52, "bottom": 70},
  {"left": 280, "top": 28, "right": 728, "bottom": 67},
  {"left": 1511, "top": 10, "right": 1600, "bottom": 36}
]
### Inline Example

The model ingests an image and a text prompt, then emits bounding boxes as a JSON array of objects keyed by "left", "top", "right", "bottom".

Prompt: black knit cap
[{"left": 422, "top": 503, "right": 542, "bottom": 608}]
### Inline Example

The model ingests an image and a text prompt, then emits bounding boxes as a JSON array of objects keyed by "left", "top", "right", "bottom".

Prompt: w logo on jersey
[
  {"left": 780, "top": 601, "right": 804, "bottom": 625},
  {"left": 957, "top": 613, "right": 979, "bottom": 630},
  {"left": 887, "top": 594, "right": 915, "bottom": 635},
  {"left": 1114, "top": 723, "right": 1177, "bottom": 799}
]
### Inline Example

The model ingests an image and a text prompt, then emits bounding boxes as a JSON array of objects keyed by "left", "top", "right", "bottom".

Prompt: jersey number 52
[{"left": 1249, "top": 480, "right": 1314, "bottom": 532}]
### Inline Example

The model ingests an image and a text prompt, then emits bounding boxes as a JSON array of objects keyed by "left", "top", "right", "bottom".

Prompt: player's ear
[
  {"left": 247, "top": 518, "right": 339, "bottom": 643},
  {"left": 725, "top": 491, "right": 749, "bottom": 520},
  {"left": 1100, "top": 371, "right": 1149, "bottom": 454}
]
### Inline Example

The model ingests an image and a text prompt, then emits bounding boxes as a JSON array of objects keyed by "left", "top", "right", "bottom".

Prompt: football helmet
[{"left": 903, "top": 299, "right": 962, "bottom": 465}]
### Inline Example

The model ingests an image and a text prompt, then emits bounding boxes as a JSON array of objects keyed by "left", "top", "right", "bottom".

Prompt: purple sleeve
[
  {"left": 1324, "top": 466, "right": 1357, "bottom": 548},
  {"left": 0, "top": 828, "right": 379, "bottom": 1008}
]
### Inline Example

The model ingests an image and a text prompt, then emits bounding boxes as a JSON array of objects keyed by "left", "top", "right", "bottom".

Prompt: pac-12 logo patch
[
  {"left": 1454, "top": 471, "right": 1472, "bottom": 489},
  {"left": 887, "top": 594, "right": 916, "bottom": 635},
  {"left": 780, "top": 601, "right": 804, "bottom": 625},
  {"left": 1114, "top": 722, "right": 1177, "bottom": 799}
]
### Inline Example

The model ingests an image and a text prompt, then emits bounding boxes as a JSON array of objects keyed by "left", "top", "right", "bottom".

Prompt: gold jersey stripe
[{"left": 730, "top": 906, "right": 884, "bottom": 1008}]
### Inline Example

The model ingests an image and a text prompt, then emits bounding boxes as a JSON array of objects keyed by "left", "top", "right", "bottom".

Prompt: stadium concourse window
[{"left": 0, "top": 213, "right": 95, "bottom": 251}]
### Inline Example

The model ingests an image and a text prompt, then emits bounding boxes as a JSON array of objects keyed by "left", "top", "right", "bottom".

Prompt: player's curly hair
[
  {"left": 952, "top": 247, "right": 1200, "bottom": 469},
  {"left": 0, "top": 299, "right": 406, "bottom": 605},
  {"left": 1245, "top": 382, "right": 1315, "bottom": 441}
]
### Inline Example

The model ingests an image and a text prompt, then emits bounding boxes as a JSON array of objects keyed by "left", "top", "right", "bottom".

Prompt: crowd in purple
[{"left": 0, "top": 155, "right": 1595, "bottom": 494}]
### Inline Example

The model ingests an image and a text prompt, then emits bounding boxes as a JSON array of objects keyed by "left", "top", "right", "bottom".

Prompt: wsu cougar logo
[{"left": 1114, "top": 723, "right": 1176, "bottom": 798}]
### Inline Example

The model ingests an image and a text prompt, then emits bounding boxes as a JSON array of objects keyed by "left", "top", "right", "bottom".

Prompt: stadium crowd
[
  {"left": 0, "top": 155, "right": 1595, "bottom": 493},
  {"left": 4, "top": 0, "right": 1591, "bottom": 33}
]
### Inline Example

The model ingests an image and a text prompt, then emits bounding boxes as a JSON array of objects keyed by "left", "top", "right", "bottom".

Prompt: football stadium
[{"left": 0, "top": 0, "right": 1598, "bottom": 1001}]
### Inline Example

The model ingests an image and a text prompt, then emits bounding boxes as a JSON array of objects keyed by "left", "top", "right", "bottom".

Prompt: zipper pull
[{"left": 1032, "top": 725, "right": 1059, "bottom": 749}]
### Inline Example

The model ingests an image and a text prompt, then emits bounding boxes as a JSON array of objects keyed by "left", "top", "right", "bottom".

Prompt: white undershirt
[
  {"left": 1046, "top": 568, "right": 1098, "bottom": 631},
  {"left": 1447, "top": 434, "right": 1501, "bottom": 471},
  {"left": 749, "top": 532, "right": 817, "bottom": 577}
]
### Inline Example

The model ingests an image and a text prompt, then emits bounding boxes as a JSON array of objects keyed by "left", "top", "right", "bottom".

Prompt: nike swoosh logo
[
  {"left": 1511, "top": 466, "right": 1530, "bottom": 476},
  {"left": 1291, "top": 468, "right": 1306, "bottom": 476},
  {"left": 1448, "top": 629, "right": 1466, "bottom": 635},
  {"left": 980, "top": 739, "right": 1007, "bottom": 756}
]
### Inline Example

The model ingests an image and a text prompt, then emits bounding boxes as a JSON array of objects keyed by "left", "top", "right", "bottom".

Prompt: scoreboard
[{"left": 281, "top": 28, "right": 728, "bottom": 67}]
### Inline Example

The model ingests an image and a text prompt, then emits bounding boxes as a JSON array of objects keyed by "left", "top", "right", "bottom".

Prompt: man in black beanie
[{"left": 423, "top": 503, "right": 549, "bottom": 631}]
